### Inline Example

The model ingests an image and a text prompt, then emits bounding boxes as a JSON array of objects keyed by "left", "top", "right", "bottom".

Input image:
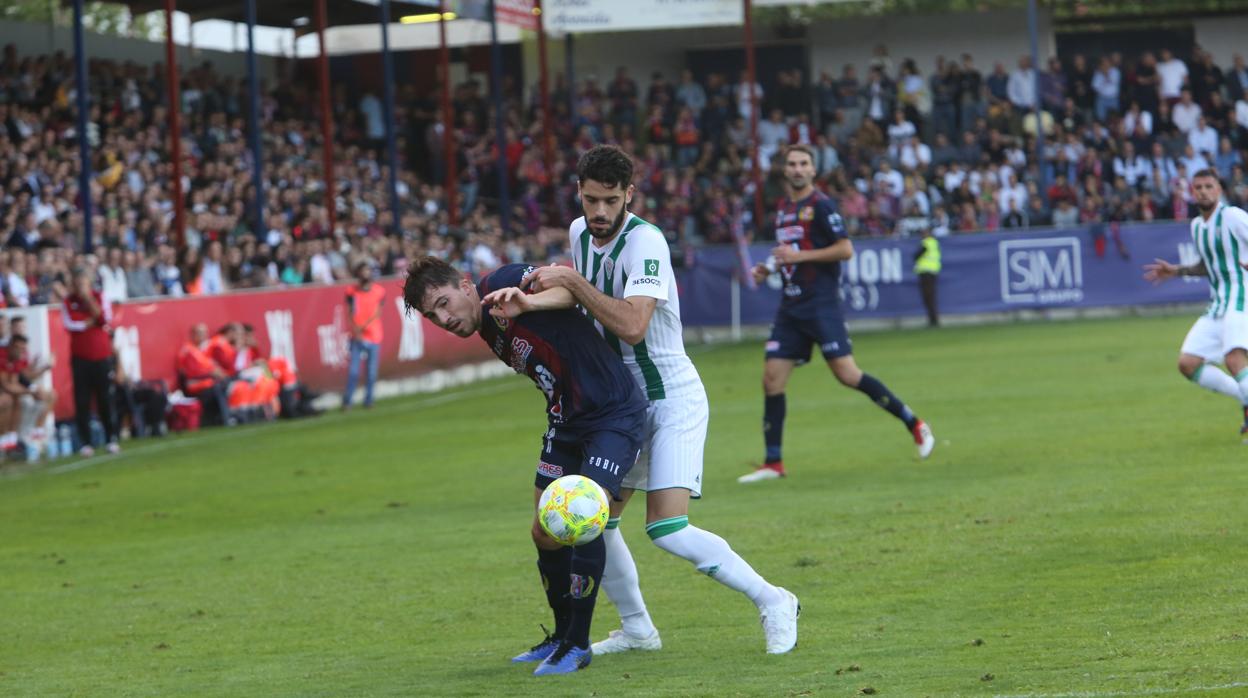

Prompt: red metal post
[
  {"left": 534, "top": 0, "right": 554, "bottom": 180},
  {"left": 316, "top": 0, "right": 336, "bottom": 235},
  {"left": 164, "top": 0, "right": 185, "bottom": 249},
  {"left": 439, "top": 0, "right": 459, "bottom": 225},
  {"left": 744, "top": 0, "right": 764, "bottom": 234}
]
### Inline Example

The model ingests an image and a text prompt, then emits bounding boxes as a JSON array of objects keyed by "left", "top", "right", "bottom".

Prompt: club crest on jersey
[
  {"left": 604, "top": 257, "right": 615, "bottom": 278},
  {"left": 798, "top": 206, "right": 814, "bottom": 221},
  {"left": 493, "top": 315, "right": 509, "bottom": 332}
]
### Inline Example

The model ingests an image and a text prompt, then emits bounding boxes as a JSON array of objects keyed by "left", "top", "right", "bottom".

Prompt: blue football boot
[
  {"left": 533, "top": 641, "right": 592, "bottom": 676},
  {"left": 511, "top": 627, "right": 559, "bottom": 663}
]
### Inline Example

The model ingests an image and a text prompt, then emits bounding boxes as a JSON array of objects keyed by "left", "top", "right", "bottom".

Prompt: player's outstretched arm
[
  {"left": 482, "top": 286, "right": 576, "bottom": 319},
  {"left": 1143, "top": 258, "right": 1204, "bottom": 284}
]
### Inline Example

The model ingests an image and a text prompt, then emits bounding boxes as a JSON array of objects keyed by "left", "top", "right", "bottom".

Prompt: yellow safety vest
[{"left": 914, "top": 237, "right": 941, "bottom": 274}]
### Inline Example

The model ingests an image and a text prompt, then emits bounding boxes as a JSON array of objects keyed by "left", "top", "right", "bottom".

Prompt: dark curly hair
[
  {"left": 577, "top": 144, "right": 634, "bottom": 190},
  {"left": 403, "top": 256, "right": 463, "bottom": 314}
]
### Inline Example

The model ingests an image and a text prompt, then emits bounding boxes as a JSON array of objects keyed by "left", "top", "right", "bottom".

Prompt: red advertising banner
[
  {"left": 45, "top": 280, "right": 496, "bottom": 419},
  {"left": 495, "top": 0, "right": 537, "bottom": 31}
]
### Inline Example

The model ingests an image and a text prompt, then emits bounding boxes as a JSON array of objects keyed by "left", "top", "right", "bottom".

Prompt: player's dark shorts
[
  {"left": 765, "top": 308, "right": 853, "bottom": 363},
  {"left": 534, "top": 420, "right": 643, "bottom": 500}
]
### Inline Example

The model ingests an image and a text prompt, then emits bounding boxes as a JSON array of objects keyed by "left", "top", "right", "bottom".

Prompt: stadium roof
[{"left": 64, "top": 0, "right": 437, "bottom": 29}]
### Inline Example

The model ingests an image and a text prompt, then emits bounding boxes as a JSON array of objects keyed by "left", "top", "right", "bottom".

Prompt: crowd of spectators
[{"left": 5, "top": 39, "right": 1248, "bottom": 306}]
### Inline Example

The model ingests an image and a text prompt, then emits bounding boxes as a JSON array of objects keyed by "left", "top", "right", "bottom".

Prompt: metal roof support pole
[
  {"left": 72, "top": 0, "right": 95, "bottom": 253},
  {"left": 534, "top": 0, "right": 553, "bottom": 196},
  {"left": 744, "top": 0, "right": 764, "bottom": 235},
  {"left": 316, "top": 0, "right": 337, "bottom": 237},
  {"left": 380, "top": 0, "right": 403, "bottom": 235},
  {"left": 438, "top": 0, "right": 458, "bottom": 226},
  {"left": 488, "top": 0, "right": 510, "bottom": 234},
  {"left": 1028, "top": 0, "right": 1047, "bottom": 191},
  {"left": 164, "top": 0, "right": 185, "bottom": 250},
  {"left": 245, "top": 0, "right": 265, "bottom": 238}
]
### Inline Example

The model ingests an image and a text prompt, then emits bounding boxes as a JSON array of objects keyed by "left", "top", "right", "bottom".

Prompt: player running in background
[
  {"left": 1144, "top": 169, "right": 1248, "bottom": 435},
  {"left": 491, "top": 145, "right": 799, "bottom": 656},
  {"left": 739, "top": 145, "right": 935, "bottom": 484},
  {"left": 404, "top": 257, "right": 646, "bottom": 676}
]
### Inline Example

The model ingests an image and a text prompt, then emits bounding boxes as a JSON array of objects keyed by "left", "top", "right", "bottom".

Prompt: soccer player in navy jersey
[
  {"left": 403, "top": 256, "right": 646, "bottom": 676},
  {"left": 739, "top": 145, "right": 936, "bottom": 484}
]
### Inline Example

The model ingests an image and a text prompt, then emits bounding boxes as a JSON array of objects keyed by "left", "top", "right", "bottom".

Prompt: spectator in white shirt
[
  {"left": 1113, "top": 142, "right": 1150, "bottom": 186},
  {"left": 736, "top": 69, "right": 763, "bottom": 121},
  {"left": 898, "top": 135, "right": 932, "bottom": 172},
  {"left": 997, "top": 174, "right": 1027, "bottom": 215},
  {"left": 1091, "top": 57, "right": 1121, "bottom": 121},
  {"left": 1179, "top": 143, "right": 1210, "bottom": 178},
  {"left": 1122, "top": 101, "right": 1153, "bottom": 136},
  {"left": 5, "top": 253, "right": 30, "bottom": 307},
  {"left": 1156, "top": 48, "right": 1188, "bottom": 103},
  {"left": 874, "top": 160, "right": 905, "bottom": 197},
  {"left": 98, "top": 247, "right": 128, "bottom": 304},
  {"left": 1148, "top": 142, "right": 1178, "bottom": 190},
  {"left": 814, "top": 134, "right": 839, "bottom": 176},
  {"left": 1007, "top": 55, "right": 1037, "bottom": 110},
  {"left": 1188, "top": 116, "right": 1219, "bottom": 159},
  {"left": 1171, "top": 89, "right": 1202, "bottom": 133},
  {"left": 757, "top": 108, "right": 789, "bottom": 170},
  {"left": 309, "top": 239, "right": 335, "bottom": 284},
  {"left": 199, "top": 240, "right": 227, "bottom": 295},
  {"left": 886, "top": 109, "right": 917, "bottom": 151}
]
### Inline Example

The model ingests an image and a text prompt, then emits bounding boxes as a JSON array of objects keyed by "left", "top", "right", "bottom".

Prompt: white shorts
[
  {"left": 1180, "top": 312, "right": 1248, "bottom": 362},
  {"left": 621, "top": 385, "right": 708, "bottom": 498}
]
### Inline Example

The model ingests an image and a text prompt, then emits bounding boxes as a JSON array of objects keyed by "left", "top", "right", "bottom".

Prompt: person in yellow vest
[{"left": 914, "top": 228, "right": 941, "bottom": 327}]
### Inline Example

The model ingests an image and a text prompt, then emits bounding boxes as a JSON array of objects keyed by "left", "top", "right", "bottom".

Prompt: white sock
[
  {"left": 647, "top": 516, "right": 784, "bottom": 608},
  {"left": 601, "top": 522, "right": 657, "bottom": 637},
  {"left": 1194, "top": 364, "right": 1244, "bottom": 402},
  {"left": 1235, "top": 368, "right": 1248, "bottom": 405}
]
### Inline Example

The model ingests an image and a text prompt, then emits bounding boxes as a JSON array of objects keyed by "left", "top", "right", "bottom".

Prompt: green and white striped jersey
[
  {"left": 1191, "top": 204, "right": 1248, "bottom": 317},
  {"left": 569, "top": 213, "right": 701, "bottom": 400}
]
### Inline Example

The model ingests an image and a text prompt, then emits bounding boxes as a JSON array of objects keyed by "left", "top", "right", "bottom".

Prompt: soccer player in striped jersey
[
  {"left": 1144, "top": 169, "right": 1248, "bottom": 435},
  {"left": 486, "top": 145, "right": 799, "bottom": 655}
]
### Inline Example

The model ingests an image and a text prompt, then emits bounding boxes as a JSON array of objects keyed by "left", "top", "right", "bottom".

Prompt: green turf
[{"left": 2, "top": 314, "right": 1248, "bottom": 697}]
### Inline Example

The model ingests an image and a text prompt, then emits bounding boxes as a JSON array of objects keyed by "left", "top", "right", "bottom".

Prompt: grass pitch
[{"left": 2, "top": 314, "right": 1247, "bottom": 697}]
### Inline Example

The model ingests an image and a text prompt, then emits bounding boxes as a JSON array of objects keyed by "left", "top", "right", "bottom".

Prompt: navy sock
[
  {"left": 564, "top": 534, "right": 606, "bottom": 649},
  {"left": 856, "top": 373, "right": 918, "bottom": 430},
  {"left": 763, "top": 393, "right": 786, "bottom": 463},
  {"left": 536, "top": 546, "right": 572, "bottom": 639}
]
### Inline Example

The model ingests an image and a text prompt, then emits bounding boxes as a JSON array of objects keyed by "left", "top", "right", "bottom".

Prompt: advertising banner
[
  {"left": 544, "top": 0, "right": 743, "bottom": 33},
  {"left": 678, "top": 222, "right": 1210, "bottom": 325},
  {"left": 42, "top": 279, "right": 495, "bottom": 419}
]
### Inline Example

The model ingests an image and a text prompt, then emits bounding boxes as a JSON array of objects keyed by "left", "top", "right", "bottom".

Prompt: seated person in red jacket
[
  {"left": 177, "top": 323, "right": 233, "bottom": 425},
  {"left": 1, "top": 333, "right": 56, "bottom": 447}
]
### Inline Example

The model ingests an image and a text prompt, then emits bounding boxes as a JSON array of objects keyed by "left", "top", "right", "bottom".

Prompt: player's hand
[
  {"left": 751, "top": 263, "right": 770, "bottom": 285},
  {"left": 1143, "top": 258, "right": 1178, "bottom": 284},
  {"left": 522, "top": 264, "right": 580, "bottom": 293},
  {"left": 771, "top": 244, "right": 801, "bottom": 266},
  {"left": 482, "top": 287, "right": 534, "bottom": 319}
]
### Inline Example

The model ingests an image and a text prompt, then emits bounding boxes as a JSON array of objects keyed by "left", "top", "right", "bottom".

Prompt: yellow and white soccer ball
[{"left": 538, "top": 475, "right": 610, "bottom": 546}]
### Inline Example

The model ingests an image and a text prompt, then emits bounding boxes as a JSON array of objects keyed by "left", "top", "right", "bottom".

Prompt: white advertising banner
[{"left": 544, "top": 0, "right": 743, "bottom": 34}]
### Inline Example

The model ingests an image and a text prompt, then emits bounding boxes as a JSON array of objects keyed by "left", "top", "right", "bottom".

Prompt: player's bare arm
[
  {"left": 482, "top": 286, "right": 576, "bottom": 319},
  {"left": 1144, "top": 258, "right": 1207, "bottom": 283},
  {"left": 772, "top": 238, "right": 853, "bottom": 266},
  {"left": 524, "top": 265, "right": 656, "bottom": 345}
]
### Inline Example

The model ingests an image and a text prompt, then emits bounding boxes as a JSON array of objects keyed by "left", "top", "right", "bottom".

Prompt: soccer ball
[{"left": 538, "top": 475, "right": 610, "bottom": 546}]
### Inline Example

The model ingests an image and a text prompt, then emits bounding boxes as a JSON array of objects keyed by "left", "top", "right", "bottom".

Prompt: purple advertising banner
[{"left": 677, "top": 222, "right": 1211, "bottom": 326}]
